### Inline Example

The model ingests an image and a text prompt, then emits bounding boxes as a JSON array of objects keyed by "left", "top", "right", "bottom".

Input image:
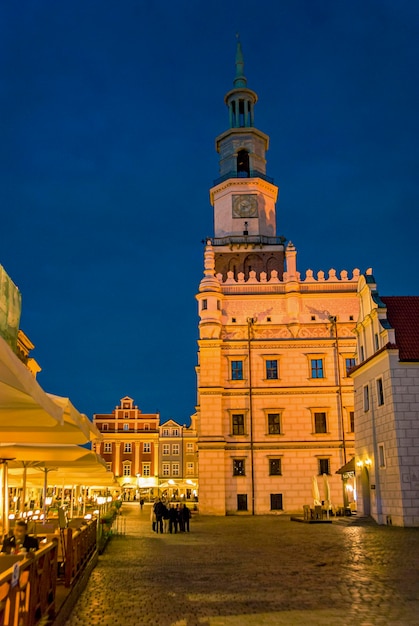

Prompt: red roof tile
[{"left": 381, "top": 296, "right": 419, "bottom": 361}]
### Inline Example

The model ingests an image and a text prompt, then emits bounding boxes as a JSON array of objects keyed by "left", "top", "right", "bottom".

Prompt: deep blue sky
[{"left": 1, "top": 1, "right": 418, "bottom": 424}]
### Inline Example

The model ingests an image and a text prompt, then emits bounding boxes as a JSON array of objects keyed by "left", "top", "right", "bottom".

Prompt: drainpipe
[
  {"left": 329, "top": 316, "right": 347, "bottom": 466},
  {"left": 247, "top": 317, "right": 256, "bottom": 516}
]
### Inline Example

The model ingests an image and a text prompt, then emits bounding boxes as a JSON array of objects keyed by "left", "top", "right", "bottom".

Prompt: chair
[{"left": 314, "top": 505, "right": 323, "bottom": 520}]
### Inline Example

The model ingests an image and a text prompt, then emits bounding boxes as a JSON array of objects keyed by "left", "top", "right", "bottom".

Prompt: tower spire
[{"left": 234, "top": 34, "right": 247, "bottom": 88}]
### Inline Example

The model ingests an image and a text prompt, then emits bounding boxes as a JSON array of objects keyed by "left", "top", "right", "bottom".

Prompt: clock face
[{"left": 232, "top": 194, "right": 258, "bottom": 218}]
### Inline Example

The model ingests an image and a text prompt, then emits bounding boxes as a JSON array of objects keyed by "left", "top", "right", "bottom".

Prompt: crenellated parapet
[{"left": 215, "top": 266, "right": 361, "bottom": 295}]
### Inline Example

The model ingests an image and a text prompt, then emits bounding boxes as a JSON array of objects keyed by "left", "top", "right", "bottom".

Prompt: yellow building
[{"left": 196, "top": 42, "right": 360, "bottom": 515}]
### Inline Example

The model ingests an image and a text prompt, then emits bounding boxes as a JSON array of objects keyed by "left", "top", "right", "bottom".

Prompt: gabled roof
[{"left": 381, "top": 296, "right": 419, "bottom": 361}]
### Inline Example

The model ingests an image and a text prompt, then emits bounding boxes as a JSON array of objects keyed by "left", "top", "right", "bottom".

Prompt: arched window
[{"left": 237, "top": 150, "right": 250, "bottom": 177}]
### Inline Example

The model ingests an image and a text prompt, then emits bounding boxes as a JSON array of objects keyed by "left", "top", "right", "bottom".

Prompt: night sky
[{"left": 1, "top": 1, "right": 418, "bottom": 425}]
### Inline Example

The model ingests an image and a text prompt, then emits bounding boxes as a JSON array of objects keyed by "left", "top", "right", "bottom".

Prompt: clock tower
[{"left": 210, "top": 40, "right": 285, "bottom": 280}]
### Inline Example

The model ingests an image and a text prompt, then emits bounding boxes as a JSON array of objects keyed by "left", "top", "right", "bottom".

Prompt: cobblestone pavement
[{"left": 64, "top": 503, "right": 419, "bottom": 626}]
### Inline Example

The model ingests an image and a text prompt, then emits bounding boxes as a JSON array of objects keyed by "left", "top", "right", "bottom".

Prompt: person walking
[{"left": 140, "top": 498, "right": 144, "bottom": 511}]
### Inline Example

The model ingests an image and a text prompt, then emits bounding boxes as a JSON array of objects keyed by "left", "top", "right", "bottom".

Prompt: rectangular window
[
  {"left": 345, "top": 358, "right": 356, "bottom": 376},
  {"left": 143, "top": 442, "right": 151, "bottom": 453},
  {"left": 231, "top": 360, "right": 243, "bottom": 380},
  {"left": 270, "top": 493, "right": 283, "bottom": 510},
  {"left": 172, "top": 428, "right": 179, "bottom": 436},
  {"left": 124, "top": 443, "right": 132, "bottom": 453},
  {"left": 377, "top": 378, "right": 385, "bottom": 406},
  {"left": 172, "top": 463, "right": 180, "bottom": 476},
  {"left": 360, "top": 345, "right": 365, "bottom": 361},
  {"left": 374, "top": 333, "right": 380, "bottom": 351},
  {"left": 162, "top": 428, "right": 169, "bottom": 436},
  {"left": 163, "top": 444, "right": 170, "bottom": 455},
  {"left": 104, "top": 443, "right": 112, "bottom": 453},
  {"left": 187, "top": 462, "right": 194, "bottom": 475},
  {"left": 123, "top": 464, "right": 131, "bottom": 476},
  {"left": 162, "top": 463, "right": 170, "bottom": 476},
  {"left": 378, "top": 444, "right": 386, "bottom": 468},
  {"left": 172, "top": 444, "right": 180, "bottom": 455},
  {"left": 349, "top": 411, "right": 355, "bottom": 433},
  {"left": 267, "top": 413, "right": 281, "bottom": 435},
  {"left": 187, "top": 443, "right": 194, "bottom": 453},
  {"left": 364, "top": 385, "right": 370, "bottom": 411},
  {"left": 233, "top": 459, "right": 245, "bottom": 476},
  {"left": 123, "top": 423, "right": 129, "bottom": 431},
  {"left": 202, "top": 299, "right": 208, "bottom": 310},
  {"left": 102, "top": 423, "right": 108, "bottom": 431},
  {"left": 314, "top": 412, "right": 327, "bottom": 434},
  {"left": 142, "top": 463, "right": 151, "bottom": 476},
  {"left": 318, "top": 458, "right": 330, "bottom": 475},
  {"left": 232, "top": 414, "right": 245, "bottom": 435},
  {"left": 269, "top": 458, "right": 282, "bottom": 476},
  {"left": 266, "top": 359, "right": 278, "bottom": 380},
  {"left": 237, "top": 494, "right": 248, "bottom": 511},
  {"left": 311, "top": 358, "right": 324, "bottom": 378}
]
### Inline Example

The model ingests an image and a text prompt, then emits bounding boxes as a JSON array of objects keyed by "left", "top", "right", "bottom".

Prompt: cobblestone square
[{"left": 64, "top": 503, "right": 419, "bottom": 626}]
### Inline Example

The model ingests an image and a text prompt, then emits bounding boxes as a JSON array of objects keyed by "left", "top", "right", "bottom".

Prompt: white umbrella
[
  {"left": 312, "top": 475, "right": 321, "bottom": 506},
  {"left": 323, "top": 473, "right": 332, "bottom": 518}
]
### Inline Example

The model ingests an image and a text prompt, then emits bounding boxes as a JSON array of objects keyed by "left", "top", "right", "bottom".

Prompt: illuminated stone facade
[
  {"left": 94, "top": 398, "right": 198, "bottom": 497},
  {"left": 195, "top": 43, "right": 360, "bottom": 515},
  {"left": 352, "top": 274, "right": 419, "bottom": 526},
  {"left": 93, "top": 396, "right": 160, "bottom": 491}
]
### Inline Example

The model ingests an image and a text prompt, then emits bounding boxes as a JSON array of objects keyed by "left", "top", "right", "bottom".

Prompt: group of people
[{"left": 151, "top": 499, "right": 191, "bottom": 534}]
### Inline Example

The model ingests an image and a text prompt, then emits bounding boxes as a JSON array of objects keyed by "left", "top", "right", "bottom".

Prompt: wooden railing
[
  {"left": 0, "top": 540, "right": 58, "bottom": 626},
  {"left": 0, "top": 518, "right": 98, "bottom": 625},
  {"left": 64, "top": 519, "right": 97, "bottom": 587}
]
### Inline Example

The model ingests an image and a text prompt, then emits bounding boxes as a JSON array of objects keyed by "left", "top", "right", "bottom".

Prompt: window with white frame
[
  {"left": 143, "top": 442, "right": 151, "bottom": 453},
  {"left": 124, "top": 443, "right": 132, "bottom": 453},
  {"left": 163, "top": 444, "right": 170, "bottom": 455},
  {"left": 142, "top": 463, "right": 151, "bottom": 476},
  {"left": 102, "top": 423, "right": 108, "bottom": 431},
  {"left": 187, "top": 462, "right": 194, "bottom": 475},
  {"left": 162, "top": 463, "right": 170, "bottom": 476},
  {"left": 104, "top": 443, "right": 112, "bottom": 453},
  {"left": 163, "top": 428, "right": 169, "bottom": 436},
  {"left": 123, "top": 423, "right": 129, "bottom": 431},
  {"left": 172, "top": 428, "right": 179, "bottom": 437},
  {"left": 123, "top": 463, "right": 131, "bottom": 476},
  {"left": 172, "top": 444, "right": 180, "bottom": 455},
  {"left": 172, "top": 463, "right": 180, "bottom": 476},
  {"left": 186, "top": 442, "right": 194, "bottom": 453}
]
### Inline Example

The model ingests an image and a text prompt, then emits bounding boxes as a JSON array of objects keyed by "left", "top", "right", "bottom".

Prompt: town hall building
[{"left": 195, "top": 42, "right": 362, "bottom": 515}]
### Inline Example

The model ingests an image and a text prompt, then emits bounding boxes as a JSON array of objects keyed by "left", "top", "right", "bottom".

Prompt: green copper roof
[{"left": 233, "top": 37, "right": 247, "bottom": 88}]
